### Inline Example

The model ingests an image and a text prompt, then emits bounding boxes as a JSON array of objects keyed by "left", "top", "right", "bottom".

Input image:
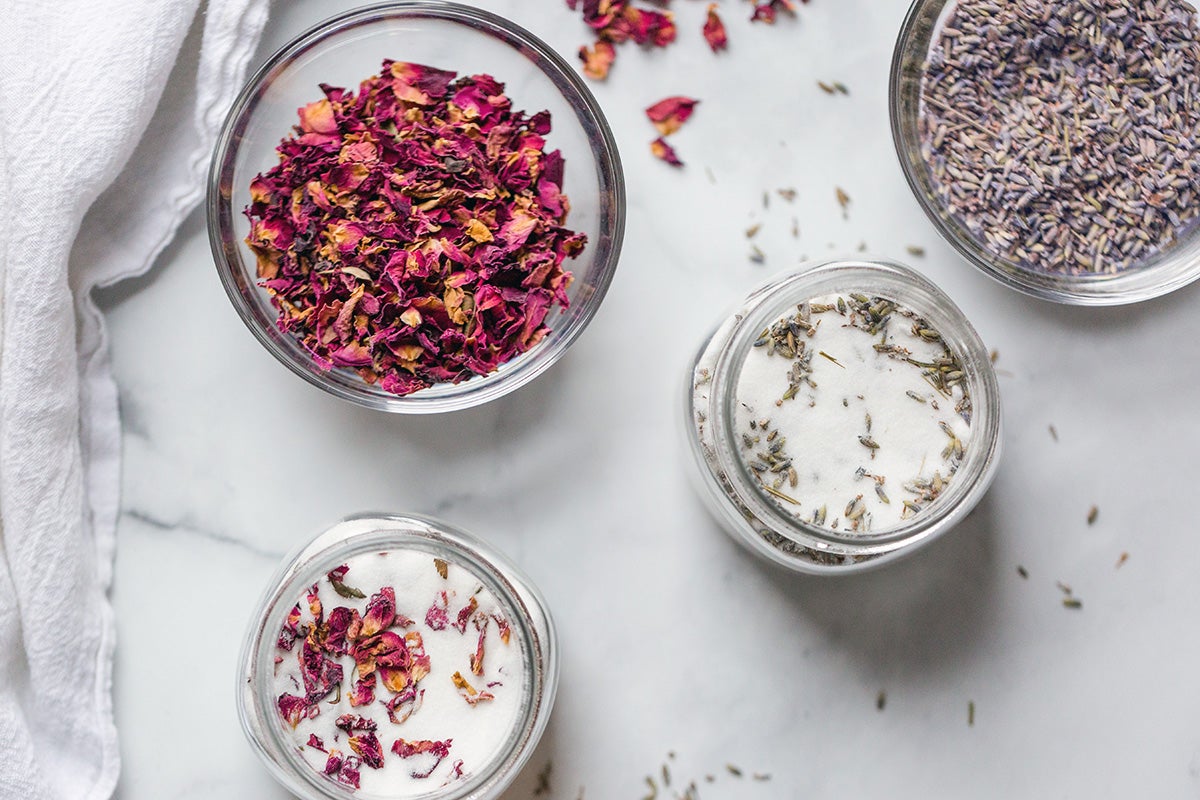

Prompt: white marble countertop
[{"left": 98, "top": 1, "right": 1200, "bottom": 798}]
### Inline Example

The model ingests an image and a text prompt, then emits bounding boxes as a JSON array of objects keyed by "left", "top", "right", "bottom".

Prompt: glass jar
[
  {"left": 237, "top": 513, "right": 557, "bottom": 799},
  {"left": 683, "top": 258, "right": 1002, "bottom": 574},
  {"left": 890, "top": 0, "right": 1200, "bottom": 305}
]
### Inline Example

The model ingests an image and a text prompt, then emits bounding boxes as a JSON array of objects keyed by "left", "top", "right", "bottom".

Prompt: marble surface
[{"left": 97, "top": 1, "right": 1200, "bottom": 798}]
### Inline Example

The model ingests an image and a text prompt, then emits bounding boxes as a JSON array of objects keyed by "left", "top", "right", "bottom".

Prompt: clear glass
[
  {"left": 683, "top": 257, "right": 1003, "bottom": 574},
  {"left": 890, "top": 0, "right": 1200, "bottom": 306},
  {"left": 237, "top": 513, "right": 558, "bottom": 800},
  {"left": 208, "top": 1, "right": 625, "bottom": 412}
]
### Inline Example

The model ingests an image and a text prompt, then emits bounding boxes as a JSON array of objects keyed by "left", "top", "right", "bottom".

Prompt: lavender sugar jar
[{"left": 683, "top": 259, "right": 1002, "bottom": 573}]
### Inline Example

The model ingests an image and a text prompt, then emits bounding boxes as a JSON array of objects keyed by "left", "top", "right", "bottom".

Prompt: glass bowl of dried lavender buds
[
  {"left": 209, "top": 2, "right": 624, "bottom": 411},
  {"left": 891, "top": 0, "right": 1200, "bottom": 305}
]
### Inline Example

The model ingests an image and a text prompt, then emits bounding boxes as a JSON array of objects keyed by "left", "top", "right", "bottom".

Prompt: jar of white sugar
[
  {"left": 684, "top": 258, "right": 1002, "bottom": 573},
  {"left": 237, "top": 514, "right": 557, "bottom": 799}
]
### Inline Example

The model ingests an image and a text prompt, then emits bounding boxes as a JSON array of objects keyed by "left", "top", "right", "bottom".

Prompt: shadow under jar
[
  {"left": 209, "top": 2, "right": 624, "bottom": 411},
  {"left": 683, "top": 258, "right": 1002, "bottom": 574},
  {"left": 238, "top": 514, "right": 557, "bottom": 800},
  {"left": 891, "top": 0, "right": 1200, "bottom": 305}
]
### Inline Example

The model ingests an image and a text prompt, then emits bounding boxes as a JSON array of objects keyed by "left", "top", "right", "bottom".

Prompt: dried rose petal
[
  {"left": 278, "top": 603, "right": 303, "bottom": 651},
  {"left": 349, "top": 673, "right": 376, "bottom": 707},
  {"left": 360, "top": 587, "right": 397, "bottom": 638},
  {"left": 298, "top": 99, "right": 338, "bottom": 136},
  {"left": 323, "top": 606, "right": 355, "bottom": 655},
  {"left": 750, "top": 0, "right": 801, "bottom": 23},
  {"left": 452, "top": 597, "right": 478, "bottom": 633},
  {"left": 349, "top": 732, "right": 385, "bottom": 770},
  {"left": 619, "top": 6, "right": 676, "bottom": 46},
  {"left": 373, "top": 631, "right": 415, "bottom": 692},
  {"left": 703, "top": 4, "right": 728, "bottom": 51},
  {"left": 470, "top": 624, "right": 487, "bottom": 676},
  {"left": 451, "top": 670, "right": 495, "bottom": 706},
  {"left": 277, "top": 693, "right": 308, "bottom": 728},
  {"left": 650, "top": 137, "right": 684, "bottom": 167},
  {"left": 307, "top": 734, "right": 327, "bottom": 752},
  {"left": 340, "top": 758, "right": 361, "bottom": 789},
  {"left": 386, "top": 685, "right": 424, "bottom": 725},
  {"left": 354, "top": 629, "right": 431, "bottom": 695},
  {"left": 579, "top": 39, "right": 617, "bottom": 80},
  {"left": 391, "top": 739, "right": 454, "bottom": 780},
  {"left": 389, "top": 61, "right": 457, "bottom": 105},
  {"left": 299, "top": 637, "right": 343, "bottom": 703},
  {"left": 645, "top": 96, "right": 699, "bottom": 136},
  {"left": 491, "top": 612, "right": 512, "bottom": 644},
  {"left": 425, "top": 591, "right": 450, "bottom": 630},
  {"left": 335, "top": 713, "right": 377, "bottom": 733},
  {"left": 306, "top": 583, "right": 323, "bottom": 625},
  {"left": 325, "top": 750, "right": 362, "bottom": 789},
  {"left": 567, "top": 0, "right": 678, "bottom": 80}
]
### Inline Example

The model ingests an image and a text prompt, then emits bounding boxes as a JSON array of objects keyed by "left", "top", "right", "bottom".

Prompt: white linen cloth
[{"left": 0, "top": 1, "right": 268, "bottom": 797}]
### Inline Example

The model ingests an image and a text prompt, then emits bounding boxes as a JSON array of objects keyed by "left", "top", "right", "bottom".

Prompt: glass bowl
[
  {"left": 208, "top": 1, "right": 624, "bottom": 412},
  {"left": 890, "top": 0, "right": 1200, "bottom": 305},
  {"left": 683, "top": 257, "right": 1003, "bottom": 574},
  {"left": 237, "top": 513, "right": 558, "bottom": 800}
]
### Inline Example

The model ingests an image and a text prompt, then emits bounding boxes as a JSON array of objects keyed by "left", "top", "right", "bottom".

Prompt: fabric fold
[{"left": 0, "top": 2, "right": 269, "bottom": 798}]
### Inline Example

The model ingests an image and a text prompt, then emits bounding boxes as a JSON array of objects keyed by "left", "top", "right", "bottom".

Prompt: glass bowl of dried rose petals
[
  {"left": 891, "top": 0, "right": 1200, "bottom": 305},
  {"left": 238, "top": 513, "right": 557, "bottom": 799},
  {"left": 209, "top": 2, "right": 624, "bottom": 410}
]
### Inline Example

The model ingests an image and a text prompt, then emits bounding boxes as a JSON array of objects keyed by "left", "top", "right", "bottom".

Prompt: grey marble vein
[{"left": 121, "top": 508, "right": 284, "bottom": 561}]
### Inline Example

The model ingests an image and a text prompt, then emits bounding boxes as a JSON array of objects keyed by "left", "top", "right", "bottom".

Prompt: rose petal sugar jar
[
  {"left": 237, "top": 514, "right": 557, "bottom": 799},
  {"left": 684, "top": 257, "right": 1002, "bottom": 573}
]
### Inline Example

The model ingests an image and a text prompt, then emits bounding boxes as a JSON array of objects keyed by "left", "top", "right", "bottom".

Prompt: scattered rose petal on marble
[
  {"left": 650, "top": 137, "right": 684, "bottom": 167},
  {"left": 566, "top": 0, "right": 677, "bottom": 80},
  {"left": 645, "top": 96, "right": 699, "bottom": 136},
  {"left": 579, "top": 39, "right": 617, "bottom": 79},
  {"left": 751, "top": 0, "right": 803, "bottom": 24},
  {"left": 703, "top": 4, "right": 728, "bottom": 51}
]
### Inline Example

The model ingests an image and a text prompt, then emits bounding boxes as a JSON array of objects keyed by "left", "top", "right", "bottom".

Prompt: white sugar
[{"left": 732, "top": 292, "right": 970, "bottom": 533}]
